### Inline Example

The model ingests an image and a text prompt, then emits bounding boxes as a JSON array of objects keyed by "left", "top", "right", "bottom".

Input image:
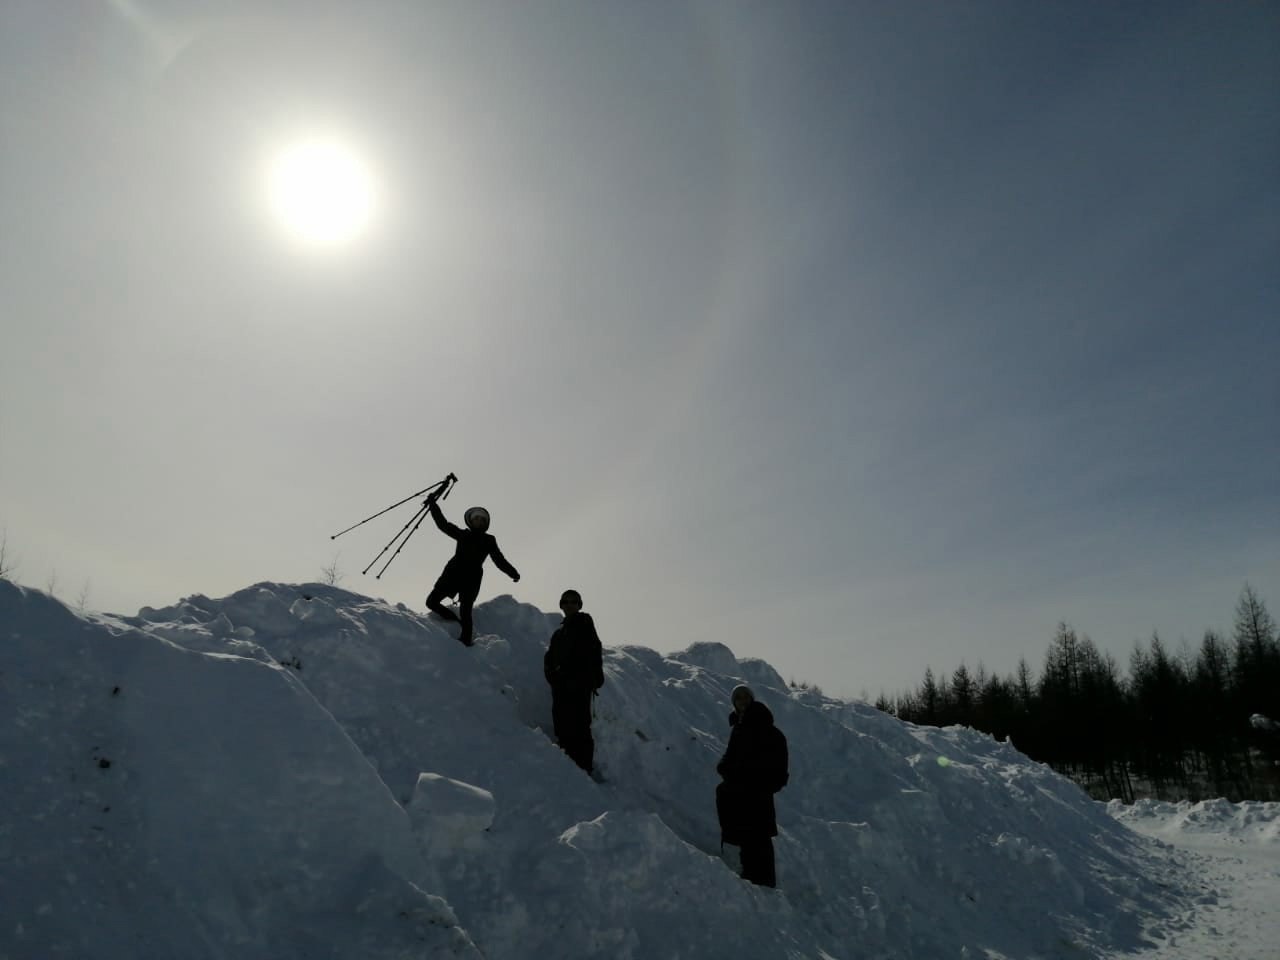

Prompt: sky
[
  {"left": 1, "top": 0, "right": 1277, "bottom": 698},
  {"left": 6, "top": 577, "right": 1278, "bottom": 959}
]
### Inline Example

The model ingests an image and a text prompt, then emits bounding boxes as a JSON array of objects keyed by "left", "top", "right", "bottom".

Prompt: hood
[{"left": 730, "top": 700, "right": 775, "bottom": 729}]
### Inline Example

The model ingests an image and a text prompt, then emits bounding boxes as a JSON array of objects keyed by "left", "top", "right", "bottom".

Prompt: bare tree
[
  {"left": 0, "top": 529, "right": 15, "bottom": 579},
  {"left": 45, "top": 568, "right": 59, "bottom": 598},
  {"left": 75, "top": 579, "right": 92, "bottom": 614},
  {"left": 320, "top": 552, "right": 345, "bottom": 586}
]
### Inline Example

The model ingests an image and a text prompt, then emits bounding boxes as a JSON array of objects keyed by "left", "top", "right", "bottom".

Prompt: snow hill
[{"left": 0, "top": 579, "right": 1209, "bottom": 959}]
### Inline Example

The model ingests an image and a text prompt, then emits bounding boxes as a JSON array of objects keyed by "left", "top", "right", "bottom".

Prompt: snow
[
  {"left": 1, "top": 578, "right": 1276, "bottom": 959},
  {"left": 1107, "top": 801, "right": 1280, "bottom": 958},
  {"left": 410, "top": 774, "right": 497, "bottom": 854}
]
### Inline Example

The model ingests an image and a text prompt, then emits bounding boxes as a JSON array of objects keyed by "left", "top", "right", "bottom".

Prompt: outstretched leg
[{"left": 426, "top": 581, "right": 459, "bottom": 622}]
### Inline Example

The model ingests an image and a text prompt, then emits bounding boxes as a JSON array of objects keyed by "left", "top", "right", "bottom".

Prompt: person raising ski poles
[{"left": 424, "top": 500, "right": 519, "bottom": 646}]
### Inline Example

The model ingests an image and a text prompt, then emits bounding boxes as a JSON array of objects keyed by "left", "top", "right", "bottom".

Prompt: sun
[{"left": 266, "top": 138, "right": 376, "bottom": 247}]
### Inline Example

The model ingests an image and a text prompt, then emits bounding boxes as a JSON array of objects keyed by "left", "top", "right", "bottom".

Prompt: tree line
[{"left": 876, "top": 585, "right": 1280, "bottom": 802}]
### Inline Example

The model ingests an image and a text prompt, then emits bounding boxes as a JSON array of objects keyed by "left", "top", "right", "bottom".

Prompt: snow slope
[{"left": 0, "top": 579, "right": 1269, "bottom": 959}]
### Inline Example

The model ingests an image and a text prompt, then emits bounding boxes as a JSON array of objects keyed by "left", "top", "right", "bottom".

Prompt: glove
[{"left": 512, "top": 572, "right": 521, "bottom": 582}]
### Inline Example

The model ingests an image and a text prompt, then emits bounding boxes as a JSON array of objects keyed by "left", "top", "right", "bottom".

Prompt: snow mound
[
  {"left": 1, "top": 579, "right": 1205, "bottom": 959},
  {"left": 1108, "top": 798, "right": 1280, "bottom": 847},
  {"left": 0, "top": 580, "right": 479, "bottom": 960}
]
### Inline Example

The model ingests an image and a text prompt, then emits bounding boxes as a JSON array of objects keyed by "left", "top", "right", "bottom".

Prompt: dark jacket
[
  {"left": 429, "top": 501, "right": 519, "bottom": 591},
  {"left": 716, "top": 701, "right": 788, "bottom": 841},
  {"left": 544, "top": 613, "right": 604, "bottom": 693}
]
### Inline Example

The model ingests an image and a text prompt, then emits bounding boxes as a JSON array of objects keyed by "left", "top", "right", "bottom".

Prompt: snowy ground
[
  {"left": 1, "top": 578, "right": 1276, "bottom": 959},
  {"left": 1104, "top": 800, "right": 1279, "bottom": 959}
]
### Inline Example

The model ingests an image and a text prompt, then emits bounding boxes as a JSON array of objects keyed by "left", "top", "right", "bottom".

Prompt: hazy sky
[{"left": 2, "top": 0, "right": 1277, "bottom": 697}]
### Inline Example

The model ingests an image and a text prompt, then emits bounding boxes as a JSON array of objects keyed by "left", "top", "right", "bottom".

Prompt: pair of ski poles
[{"left": 330, "top": 472, "right": 457, "bottom": 579}]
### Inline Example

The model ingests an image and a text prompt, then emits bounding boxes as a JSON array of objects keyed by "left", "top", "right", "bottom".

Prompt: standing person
[
  {"left": 424, "top": 500, "right": 519, "bottom": 646},
  {"left": 543, "top": 589, "right": 604, "bottom": 775},
  {"left": 716, "top": 684, "right": 789, "bottom": 888}
]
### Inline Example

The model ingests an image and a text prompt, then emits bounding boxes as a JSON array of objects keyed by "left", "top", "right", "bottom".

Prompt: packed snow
[{"left": 1, "top": 579, "right": 1276, "bottom": 959}]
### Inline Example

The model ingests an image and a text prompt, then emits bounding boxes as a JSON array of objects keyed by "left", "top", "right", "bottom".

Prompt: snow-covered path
[{"left": 1106, "top": 801, "right": 1280, "bottom": 959}]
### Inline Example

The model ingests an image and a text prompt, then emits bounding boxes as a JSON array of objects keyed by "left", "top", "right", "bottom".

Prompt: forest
[{"left": 878, "top": 585, "right": 1280, "bottom": 801}]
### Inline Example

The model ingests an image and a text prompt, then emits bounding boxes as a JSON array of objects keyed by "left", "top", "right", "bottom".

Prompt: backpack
[{"left": 765, "top": 725, "right": 790, "bottom": 794}]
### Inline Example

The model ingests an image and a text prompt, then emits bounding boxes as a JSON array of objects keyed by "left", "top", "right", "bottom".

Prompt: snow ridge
[{"left": 1, "top": 580, "right": 1195, "bottom": 959}]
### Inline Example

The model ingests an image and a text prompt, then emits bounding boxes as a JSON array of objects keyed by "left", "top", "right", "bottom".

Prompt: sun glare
[{"left": 266, "top": 139, "right": 376, "bottom": 247}]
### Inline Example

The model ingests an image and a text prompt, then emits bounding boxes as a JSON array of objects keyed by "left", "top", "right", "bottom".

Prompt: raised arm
[{"left": 428, "top": 500, "right": 463, "bottom": 540}]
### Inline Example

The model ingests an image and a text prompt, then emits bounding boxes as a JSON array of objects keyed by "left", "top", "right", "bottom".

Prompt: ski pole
[
  {"left": 373, "top": 497, "right": 438, "bottom": 578},
  {"left": 331, "top": 472, "right": 457, "bottom": 540},
  {"left": 361, "top": 476, "right": 457, "bottom": 577},
  {"left": 362, "top": 501, "right": 430, "bottom": 576}
]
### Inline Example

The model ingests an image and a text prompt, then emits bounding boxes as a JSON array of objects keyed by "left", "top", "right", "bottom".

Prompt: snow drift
[{"left": 0, "top": 579, "right": 1197, "bottom": 959}]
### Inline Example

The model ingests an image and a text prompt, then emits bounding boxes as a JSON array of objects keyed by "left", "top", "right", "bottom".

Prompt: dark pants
[
  {"left": 551, "top": 686, "right": 594, "bottom": 773},
  {"left": 427, "top": 577, "right": 480, "bottom": 645},
  {"left": 740, "top": 835, "right": 776, "bottom": 888}
]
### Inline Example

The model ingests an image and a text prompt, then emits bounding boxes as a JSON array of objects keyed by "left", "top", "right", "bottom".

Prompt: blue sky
[{"left": 1, "top": 1, "right": 1276, "bottom": 696}]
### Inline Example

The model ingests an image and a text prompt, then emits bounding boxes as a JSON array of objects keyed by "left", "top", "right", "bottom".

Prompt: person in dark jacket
[
  {"left": 543, "top": 589, "right": 604, "bottom": 774},
  {"left": 425, "top": 501, "right": 519, "bottom": 646},
  {"left": 716, "top": 684, "right": 788, "bottom": 887}
]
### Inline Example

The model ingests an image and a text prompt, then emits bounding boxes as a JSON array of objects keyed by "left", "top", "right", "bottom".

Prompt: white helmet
[{"left": 464, "top": 506, "right": 490, "bottom": 532}]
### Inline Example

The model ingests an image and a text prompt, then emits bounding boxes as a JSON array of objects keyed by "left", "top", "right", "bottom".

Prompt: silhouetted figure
[
  {"left": 544, "top": 589, "right": 604, "bottom": 774},
  {"left": 425, "top": 502, "right": 519, "bottom": 646},
  {"left": 716, "top": 684, "right": 789, "bottom": 887}
]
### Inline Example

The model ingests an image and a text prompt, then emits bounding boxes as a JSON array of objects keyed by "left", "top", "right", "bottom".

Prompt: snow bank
[
  {"left": 1, "top": 579, "right": 1210, "bottom": 959},
  {"left": 0, "top": 579, "right": 479, "bottom": 960},
  {"left": 1108, "top": 798, "right": 1280, "bottom": 847}
]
